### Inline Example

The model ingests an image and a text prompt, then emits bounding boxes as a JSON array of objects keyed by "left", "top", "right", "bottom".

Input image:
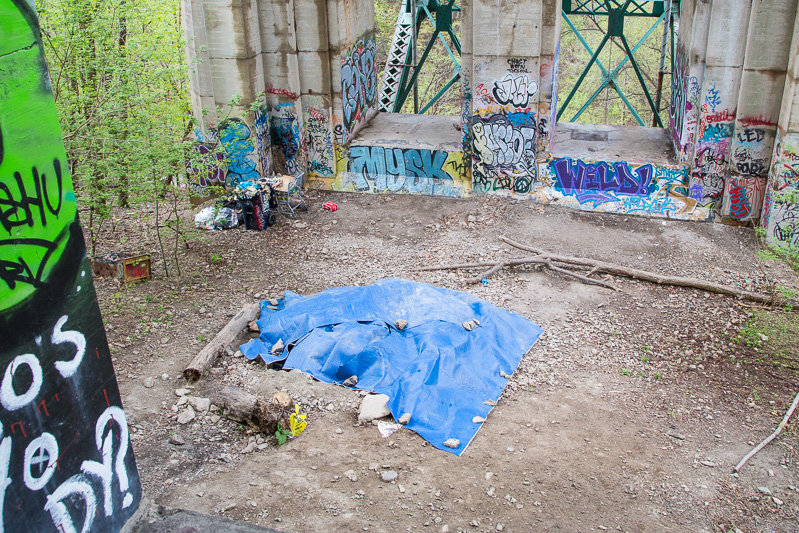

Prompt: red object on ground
[{"left": 323, "top": 201, "right": 338, "bottom": 212}]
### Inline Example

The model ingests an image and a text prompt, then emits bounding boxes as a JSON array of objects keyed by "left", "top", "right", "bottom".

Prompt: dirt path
[{"left": 94, "top": 192, "right": 799, "bottom": 532}]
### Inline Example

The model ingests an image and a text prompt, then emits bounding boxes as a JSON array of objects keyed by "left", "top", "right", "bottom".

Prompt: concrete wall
[
  {"left": 183, "top": 0, "right": 375, "bottom": 186},
  {"left": 0, "top": 2, "right": 142, "bottom": 531},
  {"left": 672, "top": 0, "right": 798, "bottom": 223},
  {"left": 762, "top": 6, "right": 799, "bottom": 247},
  {"left": 183, "top": 0, "right": 799, "bottom": 237}
]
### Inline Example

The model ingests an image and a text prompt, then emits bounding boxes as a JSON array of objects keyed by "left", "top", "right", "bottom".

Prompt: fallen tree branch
[
  {"left": 734, "top": 390, "right": 799, "bottom": 472},
  {"left": 467, "top": 261, "right": 516, "bottom": 285},
  {"left": 500, "top": 237, "right": 798, "bottom": 307},
  {"left": 545, "top": 259, "right": 620, "bottom": 291},
  {"left": 184, "top": 303, "right": 261, "bottom": 382}
]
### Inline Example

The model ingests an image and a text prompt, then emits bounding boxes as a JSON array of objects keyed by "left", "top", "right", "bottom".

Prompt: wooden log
[
  {"left": 214, "top": 385, "right": 291, "bottom": 434},
  {"left": 184, "top": 303, "right": 261, "bottom": 382}
]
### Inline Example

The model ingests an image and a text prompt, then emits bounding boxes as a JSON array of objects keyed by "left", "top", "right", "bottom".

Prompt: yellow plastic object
[{"left": 290, "top": 404, "right": 307, "bottom": 436}]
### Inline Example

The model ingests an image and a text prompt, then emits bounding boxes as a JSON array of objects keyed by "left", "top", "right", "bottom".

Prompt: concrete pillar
[
  {"left": 327, "top": 0, "right": 378, "bottom": 145},
  {"left": 295, "top": 0, "right": 336, "bottom": 185},
  {"left": 721, "top": 0, "right": 798, "bottom": 222},
  {"left": 183, "top": 0, "right": 217, "bottom": 125},
  {"left": 669, "top": 0, "right": 710, "bottom": 165},
  {"left": 1, "top": 4, "right": 142, "bottom": 530},
  {"left": 468, "top": 0, "right": 558, "bottom": 195},
  {"left": 181, "top": 0, "right": 277, "bottom": 193},
  {"left": 538, "top": 0, "right": 561, "bottom": 156},
  {"left": 762, "top": 7, "right": 799, "bottom": 248},
  {"left": 257, "top": 0, "right": 306, "bottom": 178},
  {"left": 688, "top": 0, "right": 752, "bottom": 211},
  {"left": 460, "top": 0, "right": 474, "bottom": 156}
]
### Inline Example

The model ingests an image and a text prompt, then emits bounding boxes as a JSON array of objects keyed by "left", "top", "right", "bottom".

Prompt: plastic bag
[{"left": 194, "top": 206, "right": 239, "bottom": 230}]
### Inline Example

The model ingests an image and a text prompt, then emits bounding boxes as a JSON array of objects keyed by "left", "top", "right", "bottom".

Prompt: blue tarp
[{"left": 240, "top": 278, "right": 543, "bottom": 455}]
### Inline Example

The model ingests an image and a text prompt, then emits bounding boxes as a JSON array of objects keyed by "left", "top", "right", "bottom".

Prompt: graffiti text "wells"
[{"left": 551, "top": 158, "right": 654, "bottom": 197}]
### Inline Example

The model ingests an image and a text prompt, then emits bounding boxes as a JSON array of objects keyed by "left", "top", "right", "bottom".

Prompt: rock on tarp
[{"left": 239, "top": 278, "right": 543, "bottom": 455}]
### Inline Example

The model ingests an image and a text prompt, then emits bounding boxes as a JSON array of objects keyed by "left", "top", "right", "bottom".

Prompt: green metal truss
[
  {"left": 559, "top": 0, "right": 678, "bottom": 127},
  {"left": 391, "top": 0, "right": 461, "bottom": 114}
]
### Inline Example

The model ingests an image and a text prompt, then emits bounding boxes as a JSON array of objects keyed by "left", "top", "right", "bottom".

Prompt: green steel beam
[
  {"left": 559, "top": 0, "right": 674, "bottom": 126},
  {"left": 562, "top": 13, "right": 644, "bottom": 124},
  {"left": 392, "top": 0, "right": 461, "bottom": 114},
  {"left": 564, "top": 0, "right": 664, "bottom": 17},
  {"left": 569, "top": 11, "right": 665, "bottom": 124}
]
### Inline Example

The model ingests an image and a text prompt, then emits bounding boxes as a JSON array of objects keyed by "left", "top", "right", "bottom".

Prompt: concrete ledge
[{"left": 129, "top": 504, "right": 286, "bottom": 533}]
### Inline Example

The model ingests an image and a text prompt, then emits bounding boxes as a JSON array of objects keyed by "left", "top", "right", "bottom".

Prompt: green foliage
[
  {"left": 620, "top": 368, "right": 631, "bottom": 376},
  {"left": 733, "top": 311, "right": 799, "bottom": 368},
  {"left": 275, "top": 422, "right": 290, "bottom": 446},
  {"left": 38, "top": 0, "right": 196, "bottom": 273}
]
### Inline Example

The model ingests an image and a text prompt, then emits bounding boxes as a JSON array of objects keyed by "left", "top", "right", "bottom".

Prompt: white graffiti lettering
[
  {"left": 492, "top": 73, "right": 538, "bottom": 108},
  {"left": 1, "top": 353, "right": 42, "bottom": 411},
  {"left": 23, "top": 433, "right": 58, "bottom": 491},
  {"left": 44, "top": 474, "right": 97, "bottom": 533},
  {"left": 51, "top": 315, "right": 86, "bottom": 379}
]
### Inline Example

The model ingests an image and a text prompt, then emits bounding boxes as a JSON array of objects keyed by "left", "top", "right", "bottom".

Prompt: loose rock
[
  {"left": 395, "top": 319, "right": 408, "bottom": 331},
  {"left": 473, "top": 416, "right": 486, "bottom": 423},
  {"left": 343, "top": 375, "right": 359, "bottom": 387},
  {"left": 358, "top": 394, "right": 391, "bottom": 423},
  {"left": 381, "top": 470, "right": 398, "bottom": 482},
  {"left": 271, "top": 339, "right": 285, "bottom": 354},
  {"left": 443, "top": 438, "right": 460, "bottom": 449},
  {"left": 188, "top": 396, "right": 211, "bottom": 413},
  {"left": 271, "top": 391, "right": 292, "bottom": 408},
  {"left": 177, "top": 406, "right": 196, "bottom": 425},
  {"left": 398, "top": 413, "right": 411, "bottom": 425}
]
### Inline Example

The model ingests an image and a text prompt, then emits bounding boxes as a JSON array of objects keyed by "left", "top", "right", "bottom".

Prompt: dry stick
[
  {"left": 467, "top": 261, "right": 514, "bottom": 285},
  {"left": 184, "top": 302, "right": 261, "bottom": 382},
  {"left": 734, "top": 390, "right": 799, "bottom": 473},
  {"left": 545, "top": 259, "right": 620, "bottom": 291},
  {"left": 500, "top": 237, "right": 795, "bottom": 306}
]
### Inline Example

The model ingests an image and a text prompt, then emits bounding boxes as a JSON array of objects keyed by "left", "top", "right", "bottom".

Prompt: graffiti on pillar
[
  {"left": 491, "top": 73, "right": 538, "bottom": 108},
  {"left": 669, "top": 41, "right": 688, "bottom": 151},
  {"left": 0, "top": 2, "right": 141, "bottom": 531},
  {"left": 690, "top": 84, "right": 734, "bottom": 207},
  {"left": 185, "top": 144, "right": 225, "bottom": 196},
  {"left": 304, "top": 101, "right": 335, "bottom": 179},
  {"left": 765, "top": 196, "right": 799, "bottom": 247},
  {"left": 341, "top": 35, "right": 377, "bottom": 137},
  {"left": 254, "top": 104, "right": 273, "bottom": 180},
  {"left": 338, "top": 146, "right": 470, "bottom": 197},
  {"left": 219, "top": 118, "right": 261, "bottom": 187},
  {"left": 722, "top": 176, "right": 766, "bottom": 221},
  {"left": 732, "top": 123, "right": 771, "bottom": 178},
  {"left": 506, "top": 58, "right": 529, "bottom": 73},
  {"left": 270, "top": 103, "right": 304, "bottom": 177},
  {"left": 469, "top": 112, "right": 538, "bottom": 194},
  {"left": 771, "top": 133, "right": 799, "bottom": 190}
]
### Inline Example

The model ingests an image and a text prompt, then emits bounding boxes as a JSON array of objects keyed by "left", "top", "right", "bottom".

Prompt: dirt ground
[{"left": 92, "top": 191, "right": 799, "bottom": 533}]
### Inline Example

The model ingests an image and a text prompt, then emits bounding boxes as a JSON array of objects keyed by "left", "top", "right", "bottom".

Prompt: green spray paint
[{"left": 0, "top": 0, "right": 78, "bottom": 312}]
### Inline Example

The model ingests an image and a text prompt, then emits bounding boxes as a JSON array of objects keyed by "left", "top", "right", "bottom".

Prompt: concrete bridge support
[
  {"left": 671, "top": 0, "right": 798, "bottom": 223},
  {"left": 181, "top": 0, "right": 799, "bottom": 245},
  {"left": 762, "top": 7, "right": 799, "bottom": 249}
]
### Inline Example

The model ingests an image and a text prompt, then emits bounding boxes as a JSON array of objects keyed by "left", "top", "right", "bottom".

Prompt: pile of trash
[{"left": 194, "top": 179, "right": 277, "bottom": 231}]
